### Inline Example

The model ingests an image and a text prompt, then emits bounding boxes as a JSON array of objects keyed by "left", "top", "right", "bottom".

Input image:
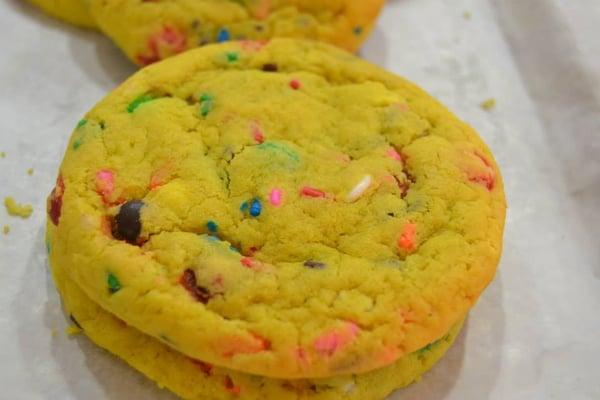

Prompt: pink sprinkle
[
  {"left": 269, "top": 188, "right": 282, "bottom": 206},
  {"left": 290, "top": 79, "right": 301, "bottom": 90},
  {"left": 300, "top": 186, "right": 326, "bottom": 198},
  {"left": 241, "top": 257, "right": 254, "bottom": 268},
  {"left": 314, "top": 322, "right": 360, "bottom": 357},
  {"left": 95, "top": 170, "right": 114, "bottom": 203},
  {"left": 387, "top": 149, "right": 402, "bottom": 161}
]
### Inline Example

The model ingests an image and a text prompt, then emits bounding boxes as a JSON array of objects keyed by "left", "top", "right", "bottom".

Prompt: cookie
[
  {"left": 51, "top": 257, "right": 465, "bottom": 400},
  {"left": 46, "top": 39, "right": 506, "bottom": 379},
  {"left": 27, "top": 0, "right": 95, "bottom": 28},
  {"left": 86, "top": 0, "right": 385, "bottom": 65}
]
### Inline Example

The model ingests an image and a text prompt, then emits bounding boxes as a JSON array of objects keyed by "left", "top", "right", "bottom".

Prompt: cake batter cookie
[
  {"left": 27, "top": 0, "right": 95, "bottom": 28},
  {"left": 51, "top": 257, "right": 465, "bottom": 400},
  {"left": 46, "top": 39, "right": 506, "bottom": 379},
  {"left": 86, "top": 0, "right": 385, "bottom": 65}
]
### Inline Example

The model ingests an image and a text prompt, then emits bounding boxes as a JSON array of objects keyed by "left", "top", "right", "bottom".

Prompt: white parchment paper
[{"left": 1, "top": 0, "right": 599, "bottom": 399}]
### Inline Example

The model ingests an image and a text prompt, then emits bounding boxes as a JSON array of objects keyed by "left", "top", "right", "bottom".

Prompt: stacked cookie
[
  {"left": 46, "top": 38, "right": 506, "bottom": 400},
  {"left": 27, "top": 0, "right": 385, "bottom": 65}
]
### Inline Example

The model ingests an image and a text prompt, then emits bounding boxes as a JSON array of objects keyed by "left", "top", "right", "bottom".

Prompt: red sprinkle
[
  {"left": 47, "top": 175, "right": 65, "bottom": 226},
  {"left": 179, "top": 269, "right": 211, "bottom": 303},
  {"left": 289, "top": 79, "right": 301, "bottom": 90},
  {"left": 252, "top": 123, "right": 265, "bottom": 143},
  {"left": 398, "top": 223, "right": 417, "bottom": 252},
  {"left": 241, "top": 257, "right": 254, "bottom": 268},
  {"left": 190, "top": 359, "right": 213, "bottom": 376},
  {"left": 137, "top": 26, "right": 187, "bottom": 66},
  {"left": 300, "top": 186, "right": 326, "bottom": 198},
  {"left": 224, "top": 376, "right": 241, "bottom": 396}
]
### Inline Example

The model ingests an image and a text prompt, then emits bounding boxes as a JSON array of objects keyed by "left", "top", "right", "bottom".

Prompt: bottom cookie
[
  {"left": 27, "top": 0, "right": 95, "bottom": 28},
  {"left": 51, "top": 260, "right": 464, "bottom": 400}
]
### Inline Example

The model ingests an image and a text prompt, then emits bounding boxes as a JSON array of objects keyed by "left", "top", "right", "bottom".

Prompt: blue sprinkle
[
  {"left": 206, "top": 220, "right": 218, "bottom": 233},
  {"left": 249, "top": 198, "right": 262, "bottom": 217},
  {"left": 240, "top": 201, "right": 249, "bottom": 212},
  {"left": 217, "top": 28, "right": 230, "bottom": 43},
  {"left": 229, "top": 245, "right": 240, "bottom": 253}
]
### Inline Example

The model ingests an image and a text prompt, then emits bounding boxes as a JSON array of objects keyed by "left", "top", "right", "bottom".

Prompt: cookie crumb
[
  {"left": 0, "top": 151, "right": 5, "bottom": 158},
  {"left": 4, "top": 197, "right": 33, "bottom": 218},
  {"left": 480, "top": 98, "right": 496, "bottom": 111},
  {"left": 27, "top": 168, "right": 34, "bottom": 176},
  {"left": 2, "top": 225, "right": 9, "bottom": 234},
  {"left": 463, "top": 11, "right": 472, "bottom": 20}
]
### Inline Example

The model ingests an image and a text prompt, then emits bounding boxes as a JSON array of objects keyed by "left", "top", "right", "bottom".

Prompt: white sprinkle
[{"left": 346, "top": 175, "right": 372, "bottom": 202}]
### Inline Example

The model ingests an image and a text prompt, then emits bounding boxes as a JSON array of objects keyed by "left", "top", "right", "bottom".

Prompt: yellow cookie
[
  {"left": 51, "top": 257, "right": 466, "bottom": 400},
  {"left": 26, "top": 0, "right": 96, "bottom": 28},
  {"left": 46, "top": 39, "right": 506, "bottom": 379},
  {"left": 86, "top": 0, "right": 385, "bottom": 65}
]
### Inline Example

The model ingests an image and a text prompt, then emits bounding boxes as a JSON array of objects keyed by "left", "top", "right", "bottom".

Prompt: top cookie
[
  {"left": 87, "top": 0, "right": 385, "bottom": 65},
  {"left": 27, "top": 0, "right": 96, "bottom": 28},
  {"left": 46, "top": 39, "right": 506, "bottom": 379}
]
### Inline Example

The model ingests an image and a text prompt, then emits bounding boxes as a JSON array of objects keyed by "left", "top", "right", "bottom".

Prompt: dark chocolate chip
[
  {"left": 112, "top": 200, "right": 144, "bottom": 243},
  {"left": 303, "top": 260, "right": 326, "bottom": 269},
  {"left": 180, "top": 268, "right": 211, "bottom": 303},
  {"left": 69, "top": 314, "right": 82, "bottom": 330},
  {"left": 262, "top": 63, "right": 278, "bottom": 72},
  {"left": 387, "top": 212, "right": 395, "bottom": 217}
]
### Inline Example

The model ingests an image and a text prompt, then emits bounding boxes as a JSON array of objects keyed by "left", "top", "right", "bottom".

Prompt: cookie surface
[
  {"left": 27, "top": 0, "right": 95, "bottom": 28},
  {"left": 46, "top": 39, "right": 506, "bottom": 379},
  {"left": 87, "top": 0, "right": 385, "bottom": 65},
  {"left": 51, "top": 257, "right": 465, "bottom": 400}
]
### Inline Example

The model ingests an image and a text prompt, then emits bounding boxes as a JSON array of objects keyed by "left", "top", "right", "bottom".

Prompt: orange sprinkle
[{"left": 398, "top": 223, "right": 417, "bottom": 252}]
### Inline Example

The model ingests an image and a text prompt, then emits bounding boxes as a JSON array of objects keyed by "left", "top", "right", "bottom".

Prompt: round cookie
[
  {"left": 86, "top": 0, "right": 385, "bottom": 65},
  {"left": 27, "top": 0, "right": 96, "bottom": 28},
  {"left": 51, "top": 257, "right": 466, "bottom": 400},
  {"left": 46, "top": 39, "right": 506, "bottom": 379}
]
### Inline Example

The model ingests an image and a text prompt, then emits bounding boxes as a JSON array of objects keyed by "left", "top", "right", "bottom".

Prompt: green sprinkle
[
  {"left": 199, "top": 93, "right": 213, "bottom": 117},
  {"left": 72, "top": 138, "right": 83, "bottom": 150},
  {"left": 107, "top": 272, "right": 121, "bottom": 294},
  {"left": 226, "top": 52, "right": 239, "bottom": 63},
  {"left": 76, "top": 119, "right": 87, "bottom": 128},
  {"left": 127, "top": 94, "right": 154, "bottom": 113}
]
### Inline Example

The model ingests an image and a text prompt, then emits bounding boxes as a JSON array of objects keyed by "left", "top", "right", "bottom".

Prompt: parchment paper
[{"left": 1, "top": 0, "right": 598, "bottom": 399}]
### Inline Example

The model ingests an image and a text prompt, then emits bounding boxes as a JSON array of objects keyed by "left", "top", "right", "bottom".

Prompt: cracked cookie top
[
  {"left": 46, "top": 39, "right": 506, "bottom": 379},
  {"left": 87, "top": 0, "right": 385, "bottom": 65}
]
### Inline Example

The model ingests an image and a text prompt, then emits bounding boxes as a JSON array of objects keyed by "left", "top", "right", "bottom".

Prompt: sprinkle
[
  {"left": 249, "top": 198, "right": 262, "bottom": 217},
  {"left": 240, "top": 257, "right": 254, "bottom": 268},
  {"left": 353, "top": 26, "right": 363, "bottom": 36},
  {"left": 314, "top": 322, "right": 360, "bottom": 356},
  {"left": 386, "top": 148, "right": 402, "bottom": 161},
  {"left": 252, "top": 123, "right": 265, "bottom": 143},
  {"left": 76, "top": 119, "right": 87, "bottom": 128},
  {"left": 229, "top": 245, "right": 240, "bottom": 253},
  {"left": 48, "top": 175, "right": 65, "bottom": 225},
  {"left": 107, "top": 272, "right": 121, "bottom": 294},
  {"left": 2, "top": 225, "right": 9, "bottom": 235},
  {"left": 262, "top": 63, "right": 278, "bottom": 72},
  {"left": 480, "top": 98, "right": 496, "bottom": 111},
  {"left": 191, "top": 359, "right": 213, "bottom": 376},
  {"left": 303, "top": 260, "right": 326, "bottom": 269},
  {"left": 27, "top": 168, "right": 34, "bottom": 176},
  {"left": 4, "top": 197, "right": 33, "bottom": 218},
  {"left": 206, "top": 220, "right": 218, "bottom": 233},
  {"left": 199, "top": 93, "right": 213, "bottom": 117},
  {"left": 269, "top": 189, "right": 282, "bottom": 206},
  {"left": 127, "top": 94, "right": 154, "bottom": 113},
  {"left": 224, "top": 376, "right": 241, "bottom": 395},
  {"left": 398, "top": 223, "right": 417, "bottom": 252},
  {"left": 217, "top": 28, "right": 231, "bottom": 42},
  {"left": 300, "top": 186, "right": 326, "bottom": 198},
  {"left": 179, "top": 269, "right": 211, "bottom": 303},
  {"left": 72, "top": 138, "right": 83, "bottom": 150},
  {"left": 240, "top": 201, "right": 249, "bottom": 212},
  {"left": 95, "top": 170, "right": 115, "bottom": 204},
  {"left": 289, "top": 79, "right": 301, "bottom": 90},
  {"left": 225, "top": 51, "right": 239, "bottom": 62},
  {"left": 346, "top": 175, "right": 372, "bottom": 202}
]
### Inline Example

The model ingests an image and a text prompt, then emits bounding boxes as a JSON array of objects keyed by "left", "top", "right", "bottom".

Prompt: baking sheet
[{"left": 1, "top": 0, "right": 599, "bottom": 399}]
